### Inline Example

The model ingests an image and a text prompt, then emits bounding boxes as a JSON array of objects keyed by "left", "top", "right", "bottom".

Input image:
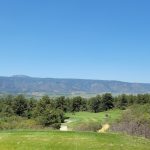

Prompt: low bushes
[
  {"left": 74, "top": 122, "right": 102, "bottom": 132},
  {"left": 111, "top": 104, "right": 150, "bottom": 138},
  {"left": 0, "top": 116, "right": 40, "bottom": 130}
]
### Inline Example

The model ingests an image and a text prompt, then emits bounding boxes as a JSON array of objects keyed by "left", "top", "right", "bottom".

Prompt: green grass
[
  {"left": 65, "top": 109, "right": 122, "bottom": 130},
  {"left": 0, "top": 130, "right": 150, "bottom": 150},
  {"left": 0, "top": 110, "right": 150, "bottom": 150}
]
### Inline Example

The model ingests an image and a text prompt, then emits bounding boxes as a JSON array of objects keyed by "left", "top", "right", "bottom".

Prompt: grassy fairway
[
  {"left": 65, "top": 109, "right": 122, "bottom": 129},
  {"left": 0, "top": 131, "right": 150, "bottom": 150},
  {"left": 1, "top": 110, "right": 149, "bottom": 150}
]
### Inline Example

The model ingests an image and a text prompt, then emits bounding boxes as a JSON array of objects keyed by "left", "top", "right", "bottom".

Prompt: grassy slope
[
  {"left": 0, "top": 131, "right": 150, "bottom": 150},
  {"left": 65, "top": 109, "right": 122, "bottom": 130},
  {"left": 0, "top": 110, "right": 150, "bottom": 150}
]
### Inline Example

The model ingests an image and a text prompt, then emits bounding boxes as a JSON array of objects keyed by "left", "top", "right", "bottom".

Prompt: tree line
[{"left": 0, "top": 93, "right": 150, "bottom": 129}]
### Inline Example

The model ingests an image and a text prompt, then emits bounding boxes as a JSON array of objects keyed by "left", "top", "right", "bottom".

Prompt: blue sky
[{"left": 0, "top": 0, "right": 150, "bottom": 83}]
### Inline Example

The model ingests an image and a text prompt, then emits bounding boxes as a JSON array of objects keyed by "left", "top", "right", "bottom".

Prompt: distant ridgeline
[{"left": 0, "top": 75, "right": 150, "bottom": 95}]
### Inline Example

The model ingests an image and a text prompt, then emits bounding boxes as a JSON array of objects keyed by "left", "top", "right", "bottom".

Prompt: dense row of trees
[
  {"left": 0, "top": 95, "right": 65, "bottom": 128},
  {"left": 0, "top": 93, "right": 150, "bottom": 129}
]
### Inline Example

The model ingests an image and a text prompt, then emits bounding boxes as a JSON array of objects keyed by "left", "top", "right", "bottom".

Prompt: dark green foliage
[
  {"left": 55, "top": 96, "right": 67, "bottom": 112},
  {"left": 26, "top": 97, "right": 37, "bottom": 119},
  {"left": 136, "top": 94, "right": 150, "bottom": 104},
  {"left": 101, "top": 93, "right": 114, "bottom": 111},
  {"left": 33, "top": 95, "right": 64, "bottom": 128},
  {"left": 80, "top": 98, "right": 87, "bottom": 111},
  {"left": 88, "top": 96, "right": 101, "bottom": 113},
  {"left": 37, "top": 107, "right": 64, "bottom": 127},
  {"left": 34, "top": 95, "right": 53, "bottom": 116},
  {"left": 12, "top": 95, "right": 28, "bottom": 116},
  {"left": 116, "top": 94, "right": 128, "bottom": 109},
  {"left": 0, "top": 93, "right": 150, "bottom": 130},
  {"left": 0, "top": 95, "right": 15, "bottom": 116},
  {"left": 71, "top": 96, "right": 86, "bottom": 112},
  {"left": 1, "top": 105, "right": 14, "bottom": 117},
  {"left": 88, "top": 94, "right": 114, "bottom": 112}
]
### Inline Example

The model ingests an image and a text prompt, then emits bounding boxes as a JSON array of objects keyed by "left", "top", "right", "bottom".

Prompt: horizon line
[{"left": 0, "top": 74, "right": 150, "bottom": 84}]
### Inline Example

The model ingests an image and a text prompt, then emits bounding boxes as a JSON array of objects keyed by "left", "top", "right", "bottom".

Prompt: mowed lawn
[
  {"left": 65, "top": 109, "right": 122, "bottom": 129},
  {"left": 0, "top": 131, "right": 150, "bottom": 150}
]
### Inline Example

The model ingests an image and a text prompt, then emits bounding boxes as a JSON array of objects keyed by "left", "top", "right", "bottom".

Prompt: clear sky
[{"left": 0, "top": 0, "right": 150, "bottom": 83}]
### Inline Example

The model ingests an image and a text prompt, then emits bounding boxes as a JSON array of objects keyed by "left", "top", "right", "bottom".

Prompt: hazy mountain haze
[{"left": 0, "top": 75, "right": 150, "bottom": 95}]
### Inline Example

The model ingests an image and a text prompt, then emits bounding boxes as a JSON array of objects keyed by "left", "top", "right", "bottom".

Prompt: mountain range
[{"left": 0, "top": 75, "right": 150, "bottom": 96}]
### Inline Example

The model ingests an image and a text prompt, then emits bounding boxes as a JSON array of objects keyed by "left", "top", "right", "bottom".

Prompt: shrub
[
  {"left": 111, "top": 104, "right": 150, "bottom": 138},
  {"left": 0, "top": 116, "right": 39, "bottom": 130},
  {"left": 50, "top": 123, "right": 61, "bottom": 129},
  {"left": 74, "top": 122, "right": 102, "bottom": 132},
  {"left": 36, "top": 108, "right": 64, "bottom": 128}
]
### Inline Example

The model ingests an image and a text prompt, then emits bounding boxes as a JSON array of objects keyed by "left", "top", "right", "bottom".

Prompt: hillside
[
  {"left": 0, "top": 131, "right": 150, "bottom": 150},
  {"left": 0, "top": 75, "right": 150, "bottom": 95}
]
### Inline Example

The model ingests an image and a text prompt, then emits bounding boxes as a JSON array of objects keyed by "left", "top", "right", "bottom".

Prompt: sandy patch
[{"left": 98, "top": 124, "right": 110, "bottom": 133}]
